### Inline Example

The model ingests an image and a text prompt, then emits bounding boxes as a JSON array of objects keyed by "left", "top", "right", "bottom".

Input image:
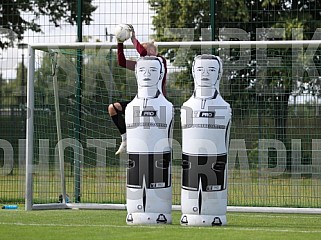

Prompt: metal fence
[{"left": 1, "top": 0, "right": 321, "bottom": 207}]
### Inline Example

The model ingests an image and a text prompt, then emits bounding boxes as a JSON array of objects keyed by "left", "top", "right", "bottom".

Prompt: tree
[
  {"left": 0, "top": 0, "right": 97, "bottom": 48},
  {"left": 149, "top": 0, "right": 321, "bottom": 61},
  {"left": 148, "top": 0, "right": 321, "bottom": 105}
]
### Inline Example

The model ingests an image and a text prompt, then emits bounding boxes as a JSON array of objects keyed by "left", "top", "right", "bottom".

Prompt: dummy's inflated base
[
  {"left": 126, "top": 212, "right": 172, "bottom": 225},
  {"left": 180, "top": 214, "right": 226, "bottom": 226}
]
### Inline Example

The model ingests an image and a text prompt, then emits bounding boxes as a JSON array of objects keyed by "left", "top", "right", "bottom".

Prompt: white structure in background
[{"left": 289, "top": 78, "right": 321, "bottom": 116}]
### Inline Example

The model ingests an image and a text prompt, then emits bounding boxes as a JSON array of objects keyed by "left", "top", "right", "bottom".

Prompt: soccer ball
[{"left": 114, "top": 24, "right": 131, "bottom": 42}]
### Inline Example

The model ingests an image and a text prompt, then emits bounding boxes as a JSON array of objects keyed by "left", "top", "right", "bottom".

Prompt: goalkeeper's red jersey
[{"left": 117, "top": 39, "right": 167, "bottom": 96}]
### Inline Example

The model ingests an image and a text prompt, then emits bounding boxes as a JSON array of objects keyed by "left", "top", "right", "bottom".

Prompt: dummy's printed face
[
  {"left": 193, "top": 59, "right": 220, "bottom": 87},
  {"left": 136, "top": 60, "right": 161, "bottom": 87}
]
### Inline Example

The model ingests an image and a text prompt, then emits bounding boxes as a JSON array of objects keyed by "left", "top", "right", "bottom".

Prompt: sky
[{"left": 0, "top": 0, "right": 155, "bottom": 80}]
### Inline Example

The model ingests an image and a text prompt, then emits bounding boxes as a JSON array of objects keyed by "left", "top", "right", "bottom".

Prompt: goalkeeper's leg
[{"left": 108, "top": 101, "right": 130, "bottom": 155}]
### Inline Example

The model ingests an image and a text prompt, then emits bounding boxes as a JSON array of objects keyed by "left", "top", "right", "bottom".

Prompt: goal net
[{"left": 26, "top": 40, "right": 321, "bottom": 213}]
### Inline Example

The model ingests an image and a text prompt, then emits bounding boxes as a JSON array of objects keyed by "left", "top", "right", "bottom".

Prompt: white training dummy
[
  {"left": 125, "top": 56, "right": 174, "bottom": 224},
  {"left": 180, "top": 54, "right": 232, "bottom": 226}
]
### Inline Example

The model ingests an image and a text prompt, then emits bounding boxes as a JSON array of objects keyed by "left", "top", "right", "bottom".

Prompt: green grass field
[{"left": 0, "top": 206, "right": 320, "bottom": 240}]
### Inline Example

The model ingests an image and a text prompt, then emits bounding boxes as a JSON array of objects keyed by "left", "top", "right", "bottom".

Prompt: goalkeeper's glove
[
  {"left": 126, "top": 24, "right": 134, "bottom": 32},
  {"left": 126, "top": 24, "right": 136, "bottom": 40}
]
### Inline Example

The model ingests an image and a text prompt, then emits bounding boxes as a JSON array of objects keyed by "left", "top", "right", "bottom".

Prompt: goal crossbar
[{"left": 29, "top": 40, "right": 321, "bottom": 50}]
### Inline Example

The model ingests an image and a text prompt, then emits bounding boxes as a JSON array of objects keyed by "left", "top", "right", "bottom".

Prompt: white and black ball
[{"left": 114, "top": 24, "right": 131, "bottom": 42}]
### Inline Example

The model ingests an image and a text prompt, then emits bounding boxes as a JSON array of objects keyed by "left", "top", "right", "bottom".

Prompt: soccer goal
[{"left": 26, "top": 40, "right": 321, "bottom": 214}]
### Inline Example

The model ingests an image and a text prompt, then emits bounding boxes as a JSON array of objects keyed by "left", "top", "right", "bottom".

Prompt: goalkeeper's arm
[
  {"left": 127, "top": 25, "right": 147, "bottom": 57},
  {"left": 117, "top": 42, "right": 136, "bottom": 70}
]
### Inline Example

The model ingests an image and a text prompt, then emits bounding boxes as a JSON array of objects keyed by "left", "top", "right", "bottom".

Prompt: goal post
[{"left": 26, "top": 40, "right": 321, "bottom": 213}]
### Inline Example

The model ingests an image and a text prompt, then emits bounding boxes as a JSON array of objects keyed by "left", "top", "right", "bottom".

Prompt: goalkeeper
[{"left": 108, "top": 24, "right": 168, "bottom": 155}]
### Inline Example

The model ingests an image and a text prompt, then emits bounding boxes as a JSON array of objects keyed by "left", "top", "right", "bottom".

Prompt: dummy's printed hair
[
  {"left": 193, "top": 54, "right": 223, "bottom": 67},
  {"left": 194, "top": 54, "right": 219, "bottom": 60}
]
